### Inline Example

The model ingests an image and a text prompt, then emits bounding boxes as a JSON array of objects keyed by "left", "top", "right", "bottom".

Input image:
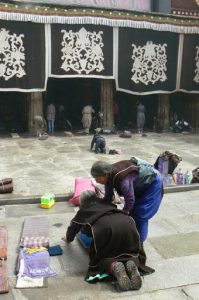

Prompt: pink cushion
[{"left": 69, "top": 178, "right": 95, "bottom": 206}]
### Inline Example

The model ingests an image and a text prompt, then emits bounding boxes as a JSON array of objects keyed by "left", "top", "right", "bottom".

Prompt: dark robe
[{"left": 66, "top": 203, "right": 141, "bottom": 276}]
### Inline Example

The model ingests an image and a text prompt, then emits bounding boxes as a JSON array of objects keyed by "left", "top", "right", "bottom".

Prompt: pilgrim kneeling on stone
[{"left": 62, "top": 190, "right": 143, "bottom": 292}]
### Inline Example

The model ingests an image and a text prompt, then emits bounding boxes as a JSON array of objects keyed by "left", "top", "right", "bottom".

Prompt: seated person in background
[
  {"left": 62, "top": 190, "right": 142, "bottom": 292},
  {"left": 90, "top": 128, "right": 106, "bottom": 154},
  {"left": 173, "top": 118, "right": 191, "bottom": 133}
]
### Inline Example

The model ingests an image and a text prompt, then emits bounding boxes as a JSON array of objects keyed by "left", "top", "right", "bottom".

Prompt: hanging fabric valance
[
  {"left": 50, "top": 24, "right": 113, "bottom": 78},
  {"left": 0, "top": 20, "right": 46, "bottom": 91}
]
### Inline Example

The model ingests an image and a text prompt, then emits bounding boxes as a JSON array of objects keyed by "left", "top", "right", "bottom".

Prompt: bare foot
[{"left": 62, "top": 236, "right": 67, "bottom": 242}]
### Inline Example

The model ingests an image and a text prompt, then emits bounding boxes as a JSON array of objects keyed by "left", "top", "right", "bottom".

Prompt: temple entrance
[
  {"left": 0, "top": 92, "right": 28, "bottom": 134},
  {"left": 115, "top": 92, "right": 158, "bottom": 130},
  {"left": 44, "top": 78, "right": 101, "bottom": 131},
  {"left": 170, "top": 92, "right": 199, "bottom": 131}
]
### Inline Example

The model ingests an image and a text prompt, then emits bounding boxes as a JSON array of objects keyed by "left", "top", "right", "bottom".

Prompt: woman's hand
[{"left": 62, "top": 236, "right": 71, "bottom": 243}]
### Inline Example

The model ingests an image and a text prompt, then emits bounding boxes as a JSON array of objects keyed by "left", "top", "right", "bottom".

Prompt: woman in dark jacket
[{"left": 63, "top": 190, "right": 142, "bottom": 292}]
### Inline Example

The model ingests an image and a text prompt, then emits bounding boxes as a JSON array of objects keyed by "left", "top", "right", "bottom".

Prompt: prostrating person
[
  {"left": 62, "top": 190, "right": 142, "bottom": 292},
  {"left": 90, "top": 128, "right": 106, "bottom": 154}
]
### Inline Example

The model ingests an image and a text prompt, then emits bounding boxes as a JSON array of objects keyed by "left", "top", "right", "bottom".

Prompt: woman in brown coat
[{"left": 63, "top": 190, "right": 142, "bottom": 292}]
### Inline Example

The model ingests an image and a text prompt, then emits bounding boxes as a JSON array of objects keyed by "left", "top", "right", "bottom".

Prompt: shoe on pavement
[
  {"left": 112, "top": 262, "right": 131, "bottom": 291},
  {"left": 125, "top": 260, "right": 142, "bottom": 290}
]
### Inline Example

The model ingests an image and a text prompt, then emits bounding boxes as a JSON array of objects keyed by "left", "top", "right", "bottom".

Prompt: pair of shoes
[
  {"left": 113, "top": 261, "right": 142, "bottom": 292},
  {"left": 112, "top": 262, "right": 131, "bottom": 291},
  {"left": 126, "top": 260, "right": 142, "bottom": 290}
]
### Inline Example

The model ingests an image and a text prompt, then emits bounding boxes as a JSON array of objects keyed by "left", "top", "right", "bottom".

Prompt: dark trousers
[{"left": 95, "top": 139, "right": 106, "bottom": 154}]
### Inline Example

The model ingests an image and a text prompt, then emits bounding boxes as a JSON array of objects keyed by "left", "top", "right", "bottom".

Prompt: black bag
[{"left": 191, "top": 167, "right": 199, "bottom": 184}]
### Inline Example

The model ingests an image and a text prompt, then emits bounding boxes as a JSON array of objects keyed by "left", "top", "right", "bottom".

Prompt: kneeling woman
[{"left": 63, "top": 190, "right": 142, "bottom": 292}]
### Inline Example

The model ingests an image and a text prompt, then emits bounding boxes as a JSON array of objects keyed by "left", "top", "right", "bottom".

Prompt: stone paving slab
[
  {"left": 183, "top": 285, "right": 199, "bottom": 300},
  {"left": 149, "top": 232, "right": 199, "bottom": 258},
  {"left": 111, "top": 287, "right": 190, "bottom": 300}
]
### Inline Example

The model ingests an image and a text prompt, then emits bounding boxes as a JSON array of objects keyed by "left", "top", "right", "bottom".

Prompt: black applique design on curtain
[
  {"left": 51, "top": 24, "right": 113, "bottom": 77},
  {"left": 117, "top": 28, "right": 179, "bottom": 94},
  {"left": 0, "top": 20, "right": 46, "bottom": 91}
]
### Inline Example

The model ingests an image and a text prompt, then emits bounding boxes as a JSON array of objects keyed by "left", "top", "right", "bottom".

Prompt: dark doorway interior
[
  {"left": 44, "top": 78, "right": 101, "bottom": 130},
  {"left": 170, "top": 92, "right": 198, "bottom": 130},
  {"left": 115, "top": 92, "right": 158, "bottom": 130},
  {"left": 0, "top": 92, "right": 28, "bottom": 133}
]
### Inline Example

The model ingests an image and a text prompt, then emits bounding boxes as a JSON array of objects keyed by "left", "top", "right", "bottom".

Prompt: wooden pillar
[
  {"left": 100, "top": 79, "right": 114, "bottom": 128},
  {"left": 193, "top": 96, "right": 199, "bottom": 133},
  {"left": 28, "top": 92, "right": 43, "bottom": 133},
  {"left": 157, "top": 94, "right": 170, "bottom": 130}
]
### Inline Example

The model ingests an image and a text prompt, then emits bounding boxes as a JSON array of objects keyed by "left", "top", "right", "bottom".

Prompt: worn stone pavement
[
  {"left": 0, "top": 132, "right": 199, "bottom": 299},
  {"left": 1, "top": 191, "right": 199, "bottom": 300},
  {"left": 0, "top": 131, "right": 199, "bottom": 200}
]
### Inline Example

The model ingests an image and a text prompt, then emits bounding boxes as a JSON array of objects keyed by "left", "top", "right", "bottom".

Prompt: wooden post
[
  {"left": 193, "top": 96, "right": 199, "bottom": 133},
  {"left": 157, "top": 94, "right": 170, "bottom": 130},
  {"left": 100, "top": 79, "right": 114, "bottom": 128},
  {"left": 28, "top": 92, "right": 43, "bottom": 133}
]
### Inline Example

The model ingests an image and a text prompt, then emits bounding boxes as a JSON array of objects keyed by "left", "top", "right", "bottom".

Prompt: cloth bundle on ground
[
  {"left": 38, "top": 133, "right": 48, "bottom": 140},
  {"left": 16, "top": 274, "right": 45, "bottom": 289},
  {"left": 191, "top": 167, "right": 199, "bottom": 184},
  {"left": 16, "top": 248, "right": 57, "bottom": 278},
  {"left": 0, "top": 178, "right": 13, "bottom": 194},
  {"left": 20, "top": 217, "right": 49, "bottom": 248},
  {"left": 64, "top": 131, "right": 73, "bottom": 137},
  {"left": 119, "top": 130, "right": 132, "bottom": 138},
  {"left": 109, "top": 149, "right": 121, "bottom": 155},
  {"left": 69, "top": 178, "right": 95, "bottom": 206},
  {"left": 0, "top": 226, "right": 8, "bottom": 294}
]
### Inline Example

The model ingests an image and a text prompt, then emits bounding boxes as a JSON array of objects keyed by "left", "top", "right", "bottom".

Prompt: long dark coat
[{"left": 66, "top": 203, "right": 141, "bottom": 276}]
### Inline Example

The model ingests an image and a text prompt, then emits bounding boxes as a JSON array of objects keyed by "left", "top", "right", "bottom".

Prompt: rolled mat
[
  {"left": 0, "top": 183, "right": 13, "bottom": 194},
  {"left": 0, "top": 178, "right": 12, "bottom": 186},
  {"left": 0, "top": 226, "right": 8, "bottom": 260},
  {"left": 20, "top": 217, "right": 49, "bottom": 248},
  {"left": 0, "top": 262, "right": 9, "bottom": 294}
]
